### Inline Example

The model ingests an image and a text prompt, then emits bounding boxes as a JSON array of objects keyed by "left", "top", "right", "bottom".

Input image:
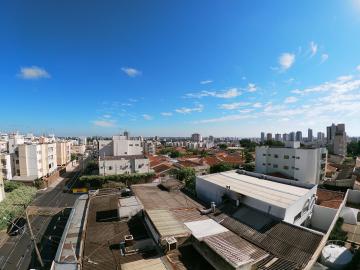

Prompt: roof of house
[
  {"left": 210, "top": 210, "right": 323, "bottom": 269},
  {"left": 100, "top": 155, "right": 147, "bottom": 161},
  {"left": 146, "top": 209, "right": 190, "bottom": 238},
  {"left": 198, "top": 171, "right": 311, "bottom": 208},
  {"left": 121, "top": 258, "right": 167, "bottom": 270},
  {"left": 184, "top": 219, "right": 229, "bottom": 240},
  {"left": 316, "top": 189, "right": 345, "bottom": 209}
]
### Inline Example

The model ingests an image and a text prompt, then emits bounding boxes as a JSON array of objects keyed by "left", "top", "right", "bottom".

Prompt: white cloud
[
  {"left": 200, "top": 80, "right": 213, "bottom": 85},
  {"left": 242, "top": 76, "right": 247, "bottom": 80},
  {"left": 219, "top": 102, "right": 251, "bottom": 110},
  {"left": 253, "top": 102, "right": 262, "bottom": 108},
  {"left": 185, "top": 88, "right": 241, "bottom": 99},
  {"left": 337, "top": 75, "right": 353, "bottom": 82},
  {"left": 357, "top": 65, "right": 360, "bottom": 72},
  {"left": 142, "top": 114, "right": 153, "bottom": 120},
  {"left": 161, "top": 112, "right": 173, "bottom": 116},
  {"left": 121, "top": 67, "right": 141, "bottom": 77},
  {"left": 284, "top": 96, "right": 298, "bottom": 104},
  {"left": 175, "top": 104, "right": 204, "bottom": 114},
  {"left": 310, "top": 41, "right": 318, "bottom": 57},
  {"left": 102, "top": 114, "right": 111, "bottom": 118},
  {"left": 93, "top": 120, "right": 116, "bottom": 127},
  {"left": 247, "top": 83, "right": 257, "bottom": 92},
  {"left": 321, "top": 54, "right": 329, "bottom": 63},
  {"left": 18, "top": 66, "right": 50, "bottom": 79},
  {"left": 238, "top": 109, "right": 254, "bottom": 113},
  {"left": 279, "top": 53, "right": 295, "bottom": 71},
  {"left": 194, "top": 114, "right": 253, "bottom": 124}
]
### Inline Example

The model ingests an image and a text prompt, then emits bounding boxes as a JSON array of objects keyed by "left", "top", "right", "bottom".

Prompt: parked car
[{"left": 7, "top": 217, "right": 26, "bottom": 236}]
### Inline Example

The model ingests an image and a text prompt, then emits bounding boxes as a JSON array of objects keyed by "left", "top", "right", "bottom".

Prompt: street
[{"left": 0, "top": 169, "right": 82, "bottom": 270}]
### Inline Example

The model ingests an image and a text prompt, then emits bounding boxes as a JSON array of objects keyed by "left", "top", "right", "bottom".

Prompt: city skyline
[{"left": 1, "top": 1, "right": 360, "bottom": 136}]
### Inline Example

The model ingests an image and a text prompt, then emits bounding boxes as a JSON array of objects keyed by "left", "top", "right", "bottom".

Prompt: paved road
[{"left": 0, "top": 170, "right": 81, "bottom": 270}]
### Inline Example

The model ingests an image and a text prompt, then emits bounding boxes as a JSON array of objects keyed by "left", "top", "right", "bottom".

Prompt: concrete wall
[
  {"left": 98, "top": 140, "right": 113, "bottom": 156},
  {"left": 310, "top": 205, "right": 338, "bottom": 232},
  {"left": 255, "top": 146, "right": 327, "bottom": 184},
  {"left": 347, "top": 189, "right": 360, "bottom": 204},
  {"left": 99, "top": 158, "right": 150, "bottom": 175}
]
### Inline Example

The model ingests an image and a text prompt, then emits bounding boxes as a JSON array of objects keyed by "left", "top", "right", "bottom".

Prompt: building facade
[
  {"left": 255, "top": 141, "right": 327, "bottom": 184},
  {"left": 191, "top": 133, "right": 202, "bottom": 142},
  {"left": 18, "top": 143, "right": 57, "bottom": 178},
  {"left": 99, "top": 155, "right": 150, "bottom": 175},
  {"left": 0, "top": 153, "right": 14, "bottom": 180},
  {"left": 56, "top": 141, "right": 72, "bottom": 166}
]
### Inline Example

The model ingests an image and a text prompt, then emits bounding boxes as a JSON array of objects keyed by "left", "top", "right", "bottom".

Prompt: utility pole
[{"left": 15, "top": 204, "right": 44, "bottom": 267}]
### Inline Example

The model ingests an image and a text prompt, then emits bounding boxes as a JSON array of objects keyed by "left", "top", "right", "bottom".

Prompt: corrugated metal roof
[
  {"left": 146, "top": 209, "right": 190, "bottom": 238},
  {"left": 198, "top": 171, "right": 310, "bottom": 208},
  {"left": 184, "top": 219, "right": 228, "bottom": 240},
  {"left": 121, "top": 258, "right": 167, "bottom": 270},
  {"left": 203, "top": 231, "right": 268, "bottom": 268}
]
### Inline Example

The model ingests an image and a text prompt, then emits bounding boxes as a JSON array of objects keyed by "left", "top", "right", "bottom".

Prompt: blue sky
[{"left": 1, "top": 0, "right": 360, "bottom": 137}]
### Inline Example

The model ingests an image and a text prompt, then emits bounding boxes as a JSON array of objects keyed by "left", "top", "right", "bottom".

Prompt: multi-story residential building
[
  {"left": 79, "top": 136, "right": 87, "bottom": 145},
  {"left": 71, "top": 144, "right": 86, "bottom": 155},
  {"left": 191, "top": 133, "right": 202, "bottom": 142},
  {"left": 282, "top": 133, "right": 288, "bottom": 141},
  {"left": 327, "top": 123, "right": 347, "bottom": 156},
  {"left": 317, "top": 132, "right": 325, "bottom": 141},
  {"left": 296, "top": 131, "right": 302, "bottom": 142},
  {"left": 266, "top": 133, "right": 272, "bottom": 141},
  {"left": 0, "top": 140, "right": 7, "bottom": 152},
  {"left": 308, "top": 128, "right": 313, "bottom": 142},
  {"left": 143, "top": 141, "right": 156, "bottom": 155},
  {"left": 289, "top": 131, "right": 295, "bottom": 141},
  {"left": 56, "top": 141, "right": 72, "bottom": 166},
  {"left": 98, "top": 132, "right": 151, "bottom": 175},
  {"left": 0, "top": 153, "right": 14, "bottom": 180},
  {"left": 99, "top": 155, "right": 150, "bottom": 175},
  {"left": 275, "top": 133, "right": 281, "bottom": 141},
  {"left": 0, "top": 167, "right": 4, "bottom": 202},
  {"left": 260, "top": 132, "right": 265, "bottom": 143},
  {"left": 255, "top": 141, "right": 327, "bottom": 184},
  {"left": 18, "top": 143, "right": 57, "bottom": 178}
]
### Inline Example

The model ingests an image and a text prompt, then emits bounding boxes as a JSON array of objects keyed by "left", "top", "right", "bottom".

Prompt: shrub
[
  {"left": 0, "top": 185, "right": 37, "bottom": 230},
  {"left": 210, "top": 163, "right": 233, "bottom": 174},
  {"left": 4, "top": 181, "right": 22, "bottom": 192}
]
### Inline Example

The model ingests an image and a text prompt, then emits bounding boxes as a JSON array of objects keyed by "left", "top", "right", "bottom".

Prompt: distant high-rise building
[
  {"left": 308, "top": 129, "right": 313, "bottom": 142},
  {"left": 326, "top": 124, "right": 336, "bottom": 144},
  {"left": 296, "top": 131, "right": 302, "bottom": 142},
  {"left": 317, "top": 132, "right": 325, "bottom": 141},
  {"left": 327, "top": 123, "right": 347, "bottom": 156},
  {"left": 261, "top": 132, "right": 265, "bottom": 143},
  {"left": 275, "top": 134, "right": 281, "bottom": 141},
  {"left": 282, "top": 133, "right": 289, "bottom": 141},
  {"left": 266, "top": 133, "right": 272, "bottom": 141},
  {"left": 289, "top": 132, "right": 295, "bottom": 141},
  {"left": 191, "top": 133, "right": 202, "bottom": 142}
]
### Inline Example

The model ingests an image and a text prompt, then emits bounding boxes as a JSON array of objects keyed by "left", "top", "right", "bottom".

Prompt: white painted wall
[
  {"left": 99, "top": 158, "right": 150, "bottom": 175},
  {"left": 255, "top": 146, "right": 327, "bottom": 184}
]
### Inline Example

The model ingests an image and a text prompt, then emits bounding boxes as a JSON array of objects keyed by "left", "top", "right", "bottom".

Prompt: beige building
[
  {"left": 18, "top": 143, "right": 57, "bottom": 178},
  {"left": 0, "top": 163, "right": 5, "bottom": 202},
  {"left": 71, "top": 144, "right": 86, "bottom": 155},
  {"left": 56, "top": 141, "right": 71, "bottom": 166}
]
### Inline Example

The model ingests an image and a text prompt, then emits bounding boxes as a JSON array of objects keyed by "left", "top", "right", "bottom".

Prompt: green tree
[
  {"left": 71, "top": 153, "right": 77, "bottom": 161},
  {"left": 347, "top": 141, "right": 360, "bottom": 157},
  {"left": 242, "top": 163, "right": 255, "bottom": 172},
  {"left": 4, "top": 181, "right": 22, "bottom": 192},
  {"left": 169, "top": 150, "right": 181, "bottom": 158},
  {"left": 239, "top": 139, "right": 258, "bottom": 152},
  {"left": 244, "top": 150, "right": 253, "bottom": 163},
  {"left": 210, "top": 163, "right": 233, "bottom": 174},
  {"left": 173, "top": 168, "right": 196, "bottom": 194},
  {"left": 218, "top": 144, "right": 228, "bottom": 150}
]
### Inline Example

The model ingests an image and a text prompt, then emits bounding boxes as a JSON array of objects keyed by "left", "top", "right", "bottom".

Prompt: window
[
  {"left": 284, "top": 155, "right": 289, "bottom": 159},
  {"left": 292, "top": 156, "right": 295, "bottom": 159},
  {"left": 274, "top": 154, "right": 278, "bottom": 158},
  {"left": 283, "top": 165, "right": 289, "bottom": 170},
  {"left": 296, "top": 156, "right": 300, "bottom": 159},
  {"left": 295, "top": 168, "right": 299, "bottom": 170},
  {"left": 263, "top": 153, "right": 266, "bottom": 156},
  {"left": 262, "top": 163, "right": 266, "bottom": 166},
  {"left": 291, "top": 166, "right": 295, "bottom": 169},
  {"left": 16, "top": 160, "right": 19, "bottom": 164},
  {"left": 267, "top": 163, "right": 271, "bottom": 166},
  {"left": 267, "top": 154, "right": 271, "bottom": 156},
  {"left": 322, "top": 153, "right": 326, "bottom": 159},
  {"left": 108, "top": 166, "right": 112, "bottom": 170},
  {"left": 273, "top": 164, "right": 278, "bottom": 168}
]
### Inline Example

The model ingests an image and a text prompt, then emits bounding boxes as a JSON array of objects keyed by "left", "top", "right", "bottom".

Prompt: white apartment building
[
  {"left": 255, "top": 141, "right": 327, "bottom": 184},
  {"left": 98, "top": 132, "right": 150, "bottom": 175},
  {"left": 143, "top": 141, "right": 156, "bottom": 155},
  {"left": 0, "top": 172, "right": 4, "bottom": 202},
  {"left": 71, "top": 144, "right": 86, "bottom": 155},
  {"left": 196, "top": 170, "right": 317, "bottom": 226},
  {"left": 99, "top": 155, "right": 150, "bottom": 175},
  {"left": 56, "top": 141, "right": 71, "bottom": 166},
  {"left": 18, "top": 143, "right": 57, "bottom": 178},
  {"left": 0, "top": 153, "right": 14, "bottom": 180}
]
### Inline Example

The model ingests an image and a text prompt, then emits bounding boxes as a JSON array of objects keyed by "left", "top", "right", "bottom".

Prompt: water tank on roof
[{"left": 321, "top": 243, "right": 353, "bottom": 269}]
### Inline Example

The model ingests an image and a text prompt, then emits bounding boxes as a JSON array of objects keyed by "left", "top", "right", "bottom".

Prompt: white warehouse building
[
  {"left": 255, "top": 141, "right": 327, "bottom": 184},
  {"left": 196, "top": 170, "right": 317, "bottom": 226}
]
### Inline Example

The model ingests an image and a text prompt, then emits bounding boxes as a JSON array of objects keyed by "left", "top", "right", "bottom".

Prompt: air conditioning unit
[{"left": 165, "top": 236, "right": 177, "bottom": 252}]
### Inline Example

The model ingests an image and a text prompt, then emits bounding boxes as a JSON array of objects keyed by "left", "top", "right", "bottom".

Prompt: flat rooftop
[{"left": 198, "top": 170, "right": 312, "bottom": 208}]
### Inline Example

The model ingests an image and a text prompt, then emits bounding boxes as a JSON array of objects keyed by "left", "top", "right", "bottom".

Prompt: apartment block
[
  {"left": 0, "top": 170, "right": 4, "bottom": 202},
  {"left": 327, "top": 123, "right": 347, "bottom": 156},
  {"left": 255, "top": 141, "right": 327, "bottom": 184},
  {"left": 0, "top": 153, "right": 14, "bottom": 180},
  {"left": 18, "top": 143, "right": 57, "bottom": 178},
  {"left": 56, "top": 141, "right": 71, "bottom": 166},
  {"left": 71, "top": 144, "right": 86, "bottom": 155},
  {"left": 99, "top": 155, "right": 150, "bottom": 175}
]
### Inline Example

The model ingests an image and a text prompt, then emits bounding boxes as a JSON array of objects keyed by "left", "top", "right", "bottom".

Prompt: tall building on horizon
[
  {"left": 326, "top": 123, "right": 347, "bottom": 156},
  {"left": 296, "top": 131, "right": 302, "bottom": 142},
  {"left": 308, "top": 128, "right": 313, "bottom": 142},
  {"left": 261, "top": 132, "right": 265, "bottom": 143}
]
